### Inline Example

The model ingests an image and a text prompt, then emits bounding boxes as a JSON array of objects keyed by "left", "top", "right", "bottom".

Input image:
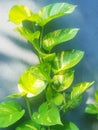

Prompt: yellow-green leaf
[
  {"left": 9, "top": 5, "right": 39, "bottom": 24},
  {"left": 43, "top": 28, "right": 79, "bottom": 51},
  {"left": 18, "top": 63, "right": 51, "bottom": 97},
  {"left": 52, "top": 50, "right": 84, "bottom": 73},
  {"left": 52, "top": 70, "right": 74, "bottom": 92},
  {"left": 71, "top": 81, "right": 94, "bottom": 99}
]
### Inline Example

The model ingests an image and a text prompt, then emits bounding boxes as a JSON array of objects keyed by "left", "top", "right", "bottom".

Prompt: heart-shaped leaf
[
  {"left": 38, "top": 3, "right": 77, "bottom": 26},
  {"left": 52, "top": 50, "right": 84, "bottom": 73},
  {"left": 9, "top": 5, "right": 39, "bottom": 24},
  {"left": 52, "top": 70, "right": 74, "bottom": 92},
  {"left": 33, "top": 102, "right": 62, "bottom": 126},
  {"left": 0, "top": 100, "right": 25, "bottom": 128},
  {"left": 85, "top": 103, "right": 98, "bottom": 114},
  {"left": 43, "top": 28, "right": 79, "bottom": 51},
  {"left": 18, "top": 63, "right": 51, "bottom": 97}
]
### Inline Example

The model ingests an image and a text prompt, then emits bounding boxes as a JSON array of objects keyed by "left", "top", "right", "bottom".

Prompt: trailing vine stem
[{"left": 24, "top": 96, "right": 32, "bottom": 119}]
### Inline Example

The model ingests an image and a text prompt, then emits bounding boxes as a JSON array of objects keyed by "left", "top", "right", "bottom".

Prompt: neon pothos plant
[{"left": 0, "top": 3, "right": 94, "bottom": 130}]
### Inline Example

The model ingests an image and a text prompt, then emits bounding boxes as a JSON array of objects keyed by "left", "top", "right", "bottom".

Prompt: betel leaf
[
  {"left": 0, "top": 100, "right": 25, "bottom": 128},
  {"left": 15, "top": 27, "right": 40, "bottom": 43},
  {"left": 16, "top": 119, "right": 41, "bottom": 130},
  {"left": 85, "top": 103, "right": 98, "bottom": 114},
  {"left": 37, "top": 3, "right": 77, "bottom": 26},
  {"left": 51, "top": 121, "right": 79, "bottom": 130},
  {"left": 52, "top": 70, "right": 74, "bottom": 92},
  {"left": 43, "top": 28, "right": 79, "bottom": 51},
  {"left": 9, "top": 5, "right": 39, "bottom": 24},
  {"left": 18, "top": 63, "right": 51, "bottom": 97},
  {"left": 71, "top": 82, "right": 94, "bottom": 99},
  {"left": 52, "top": 50, "right": 84, "bottom": 73},
  {"left": 33, "top": 102, "right": 62, "bottom": 126}
]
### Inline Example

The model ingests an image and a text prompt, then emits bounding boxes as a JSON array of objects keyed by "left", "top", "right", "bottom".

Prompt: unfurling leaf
[
  {"left": 43, "top": 28, "right": 79, "bottom": 51},
  {"left": 52, "top": 50, "right": 84, "bottom": 73},
  {"left": 18, "top": 63, "right": 51, "bottom": 97},
  {"left": 85, "top": 103, "right": 98, "bottom": 114},
  {"left": 33, "top": 102, "right": 62, "bottom": 126},
  {"left": 52, "top": 70, "right": 74, "bottom": 92},
  {"left": 0, "top": 100, "right": 25, "bottom": 128},
  {"left": 37, "top": 3, "right": 77, "bottom": 26}
]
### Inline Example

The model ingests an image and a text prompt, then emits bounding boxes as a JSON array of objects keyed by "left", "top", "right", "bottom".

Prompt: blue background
[{"left": 0, "top": 0, "right": 98, "bottom": 130}]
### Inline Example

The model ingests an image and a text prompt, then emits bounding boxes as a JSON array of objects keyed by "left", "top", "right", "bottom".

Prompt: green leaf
[
  {"left": 52, "top": 50, "right": 84, "bottom": 73},
  {"left": 46, "top": 87, "right": 64, "bottom": 106},
  {"left": 15, "top": 27, "right": 40, "bottom": 43},
  {"left": 94, "top": 90, "right": 98, "bottom": 102},
  {"left": 18, "top": 63, "right": 51, "bottom": 97},
  {"left": 33, "top": 102, "right": 62, "bottom": 126},
  {"left": 52, "top": 70, "right": 74, "bottom": 92},
  {"left": 16, "top": 119, "right": 41, "bottom": 130},
  {"left": 51, "top": 121, "right": 79, "bottom": 130},
  {"left": 71, "top": 81, "right": 94, "bottom": 99},
  {"left": 9, "top": 5, "right": 39, "bottom": 24},
  {"left": 38, "top": 3, "right": 77, "bottom": 26},
  {"left": 0, "top": 100, "right": 25, "bottom": 128},
  {"left": 43, "top": 28, "right": 79, "bottom": 51},
  {"left": 85, "top": 103, "right": 98, "bottom": 114}
]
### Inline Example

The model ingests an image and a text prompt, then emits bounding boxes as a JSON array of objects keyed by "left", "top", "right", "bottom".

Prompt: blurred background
[{"left": 0, "top": 0, "right": 98, "bottom": 130}]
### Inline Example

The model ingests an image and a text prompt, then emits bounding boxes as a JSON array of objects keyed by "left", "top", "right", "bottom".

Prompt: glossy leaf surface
[
  {"left": 51, "top": 121, "right": 79, "bottom": 130},
  {"left": 43, "top": 28, "right": 79, "bottom": 51},
  {"left": 0, "top": 100, "right": 25, "bottom": 128},
  {"left": 71, "top": 82, "right": 94, "bottom": 99},
  {"left": 38, "top": 3, "right": 76, "bottom": 26},
  {"left": 52, "top": 70, "right": 74, "bottom": 92},
  {"left": 85, "top": 103, "right": 98, "bottom": 114},
  {"left": 52, "top": 50, "right": 84, "bottom": 73},
  {"left": 33, "top": 102, "right": 62, "bottom": 126},
  {"left": 18, "top": 63, "right": 50, "bottom": 97}
]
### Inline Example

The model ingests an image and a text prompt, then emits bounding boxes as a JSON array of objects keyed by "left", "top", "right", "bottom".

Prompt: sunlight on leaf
[
  {"left": 52, "top": 70, "right": 74, "bottom": 92},
  {"left": 43, "top": 28, "right": 79, "bottom": 51},
  {"left": 37, "top": 3, "right": 77, "bottom": 26},
  {"left": 18, "top": 63, "right": 50, "bottom": 97},
  {"left": 52, "top": 50, "right": 84, "bottom": 73}
]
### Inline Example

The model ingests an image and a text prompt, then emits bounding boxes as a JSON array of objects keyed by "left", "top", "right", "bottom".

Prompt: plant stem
[
  {"left": 24, "top": 96, "right": 32, "bottom": 119},
  {"left": 40, "top": 27, "right": 44, "bottom": 48}
]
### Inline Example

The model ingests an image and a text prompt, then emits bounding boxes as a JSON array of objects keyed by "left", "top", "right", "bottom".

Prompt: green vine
[{"left": 0, "top": 2, "right": 94, "bottom": 130}]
